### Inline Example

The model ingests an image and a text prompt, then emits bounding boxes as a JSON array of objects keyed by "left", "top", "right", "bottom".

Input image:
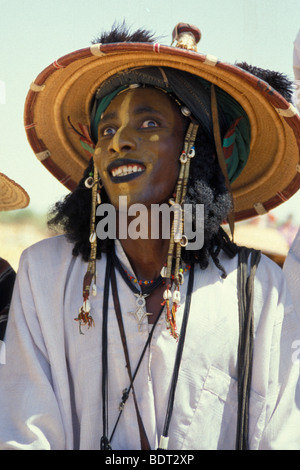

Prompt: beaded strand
[{"left": 125, "top": 264, "right": 192, "bottom": 287}]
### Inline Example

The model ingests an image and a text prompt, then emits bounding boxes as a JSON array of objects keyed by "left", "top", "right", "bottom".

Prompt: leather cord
[
  {"left": 160, "top": 263, "right": 195, "bottom": 443},
  {"left": 211, "top": 84, "right": 235, "bottom": 239},
  {"left": 236, "top": 247, "right": 261, "bottom": 450},
  {"left": 100, "top": 255, "right": 112, "bottom": 450},
  {"left": 110, "top": 263, "right": 152, "bottom": 450}
]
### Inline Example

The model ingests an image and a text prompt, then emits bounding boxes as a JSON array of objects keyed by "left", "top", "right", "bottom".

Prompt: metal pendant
[{"left": 129, "top": 293, "right": 152, "bottom": 330}]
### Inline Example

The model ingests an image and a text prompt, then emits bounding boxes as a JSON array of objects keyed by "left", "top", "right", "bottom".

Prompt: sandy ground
[{"left": 0, "top": 220, "right": 52, "bottom": 272}]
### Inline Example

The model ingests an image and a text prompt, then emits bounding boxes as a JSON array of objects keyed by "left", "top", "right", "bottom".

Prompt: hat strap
[{"left": 211, "top": 84, "right": 235, "bottom": 238}]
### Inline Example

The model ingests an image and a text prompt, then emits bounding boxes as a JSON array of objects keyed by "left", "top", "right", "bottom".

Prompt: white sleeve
[
  {"left": 293, "top": 29, "right": 300, "bottom": 112},
  {"left": 283, "top": 227, "right": 300, "bottom": 318},
  {"left": 0, "top": 250, "right": 68, "bottom": 450},
  {"left": 256, "top": 257, "right": 300, "bottom": 449}
]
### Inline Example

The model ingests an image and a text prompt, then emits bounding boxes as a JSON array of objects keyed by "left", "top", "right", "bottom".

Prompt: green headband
[{"left": 91, "top": 85, "right": 128, "bottom": 141}]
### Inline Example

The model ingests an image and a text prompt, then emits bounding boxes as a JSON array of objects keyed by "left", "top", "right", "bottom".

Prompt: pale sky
[{"left": 1, "top": 0, "right": 300, "bottom": 222}]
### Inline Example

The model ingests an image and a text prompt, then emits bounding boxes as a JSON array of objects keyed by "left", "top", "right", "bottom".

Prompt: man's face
[{"left": 93, "top": 87, "right": 187, "bottom": 208}]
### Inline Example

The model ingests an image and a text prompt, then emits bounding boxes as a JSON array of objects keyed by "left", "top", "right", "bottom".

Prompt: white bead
[
  {"left": 89, "top": 232, "right": 96, "bottom": 243},
  {"left": 159, "top": 435, "right": 169, "bottom": 450},
  {"left": 83, "top": 299, "right": 91, "bottom": 312},
  {"left": 173, "top": 291, "right": 181, "bottom": 303},
  {"left": 97, "top": 193, "right": 101, "bottom": 204},
  {"left": 180, "top": 235, "right": 188, "bottom": 247},
  {"left": 178, "top": 272, "right": 185, "bottom": 285},
  {"left": 180, "top": 152, "right": 188, "bottom": 163},
  {"left": 163, "top": 289, "right": 172, "bottom": 300},
  {"left": 84, "top": 176, "right": 94, "bottom": 188},
  {"left": 92, "top": 284, "right": 97, "bottom": 296},
  {"left": 181, "top": 106, "right": 191, "bottom": 117},
  {"left": 160, "top": 266, "right": 168, "bottom": 278},
  {"left": 188, "top": 147, "right": 195, "bottom": 158}
]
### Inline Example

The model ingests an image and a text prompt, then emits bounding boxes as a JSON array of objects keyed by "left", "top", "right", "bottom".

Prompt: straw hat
[
  {"left": 0, "top": 173, "right": 29, "bottom": 211},
  {"left": 24, "top": 23, "right": 300, "bottom": 221}
]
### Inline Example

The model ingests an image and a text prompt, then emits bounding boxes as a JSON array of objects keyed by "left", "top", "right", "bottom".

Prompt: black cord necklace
[
  {"left": 112, "top": 250, "right": 164, "bottom": 295},
  {"left": 100, "top": 250, "right": 194, "bottom": 450}
]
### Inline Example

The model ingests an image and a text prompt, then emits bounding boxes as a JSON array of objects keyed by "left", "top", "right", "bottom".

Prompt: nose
[{"left": 108, "top": 126, "right": 136, "bottom": 154}]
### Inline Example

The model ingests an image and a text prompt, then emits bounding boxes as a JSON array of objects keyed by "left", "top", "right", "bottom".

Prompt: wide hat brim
[
  {"left": 0, "top": 173, "right": 30, "bottom": 211},
  {"left": 24, "top": 41, "right": 300, "bottom": 221}
]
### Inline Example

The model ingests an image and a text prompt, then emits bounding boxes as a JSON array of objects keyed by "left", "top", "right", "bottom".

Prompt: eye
[
  {"left": 140, "top": 119, "right": 159, "bottom": 129},
  {"left": 102, "top": 126, "right": 116, "bottom": 137}
]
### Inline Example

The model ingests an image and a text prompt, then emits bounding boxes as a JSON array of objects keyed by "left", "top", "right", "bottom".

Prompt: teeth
[{"left": 111, "top": 165, "right": 144, "bottom": 177}]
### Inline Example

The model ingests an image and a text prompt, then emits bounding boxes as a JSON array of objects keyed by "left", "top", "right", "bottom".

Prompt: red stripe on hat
[
  {"left": 53, "top": 60, "right": 65, "bottom": 69},
  {"left": 24, "top": 123, "right": 37, "bottom": 130}
]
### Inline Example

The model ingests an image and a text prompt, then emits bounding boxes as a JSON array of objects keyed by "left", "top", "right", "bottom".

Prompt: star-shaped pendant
[{"left": 129, "top": 293, "right": 152, "bottom": 330}]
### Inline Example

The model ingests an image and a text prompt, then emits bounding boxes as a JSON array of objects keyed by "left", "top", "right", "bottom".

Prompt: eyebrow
[
  {"left": 100, "top": 111, "right": 117, "bottom": 123},
  {"left": 100, "top": 105, "right": 163, "bottom": 124},
  {"left": 134, "top": 105, "right": 162, "bottom": 116}
]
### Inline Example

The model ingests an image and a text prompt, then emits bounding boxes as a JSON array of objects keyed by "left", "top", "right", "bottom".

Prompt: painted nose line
[{"left": 109, "top": 127, "right": 136, "bottom": 153}]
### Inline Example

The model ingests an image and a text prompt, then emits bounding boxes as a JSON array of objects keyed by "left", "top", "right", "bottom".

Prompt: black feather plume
[
  {"left": 91, "top": 20, "right": 156, "bottom": 45},
  {"left": 236, "top": 62, "right": 293, "bottom": 103}
]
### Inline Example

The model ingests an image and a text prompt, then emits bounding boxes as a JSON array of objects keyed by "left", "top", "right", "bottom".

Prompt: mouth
[{"left": 107, "top": 159, "right": 146, "bottom": 183}]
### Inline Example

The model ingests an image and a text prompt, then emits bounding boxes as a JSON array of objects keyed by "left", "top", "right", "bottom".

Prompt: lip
[{"left": 107, "top": 158, "right": 146, "bottom": 183}]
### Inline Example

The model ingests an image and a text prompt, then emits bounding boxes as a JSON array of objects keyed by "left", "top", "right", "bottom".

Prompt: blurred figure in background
[
  {"left": 0, "top": 173, "right": 29, "bottom": 340},
  {"left": 293, "top": 29, "right": 300, "bottom": 113}
]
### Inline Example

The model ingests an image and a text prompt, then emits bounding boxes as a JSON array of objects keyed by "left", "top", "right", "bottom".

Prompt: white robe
[{"left": 0, "top": 235, "right": 300, "bottom": 450}]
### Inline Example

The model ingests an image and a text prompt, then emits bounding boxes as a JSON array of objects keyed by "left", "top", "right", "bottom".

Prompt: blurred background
[{"left": 1, "top": 0, "right": 299, "bottom": 270}]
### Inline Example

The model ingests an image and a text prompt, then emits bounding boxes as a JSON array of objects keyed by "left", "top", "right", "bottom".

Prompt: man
[
  {"left": 283, "top": 29, "right": 300, "bottom": 315},
  {"left": 0, "top": 172, "right": 29, "bottom": 342},
  {"left": 1, "top": 23, "right": 300, "bottom": 450}
]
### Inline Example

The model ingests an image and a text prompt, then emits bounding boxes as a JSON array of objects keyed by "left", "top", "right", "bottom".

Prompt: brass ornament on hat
[{"left": 171, "top": 22, "right": 201, "bottom": 52}]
